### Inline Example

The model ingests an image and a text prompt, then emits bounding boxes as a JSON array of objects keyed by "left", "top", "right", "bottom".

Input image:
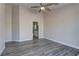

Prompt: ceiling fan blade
[
  {"left": 31, "top": 6, "right": 40, "bottom": 8},
  {"left": 46, "top": 3, "right": 53, "bottom": 6},
  {"left": 46, "top": 3, "right": 59, "bottom": 6},
  {"left": 53, "top": 3, "right": 59, "bottom": 5},
  {"left": 39, "top": 9, "right": 41, "bottom": 12},
  {"left": 46, "top": 8, "right": 51, "bottom": 11},
  {"left": 40, "top": 3, "right": 43, "bottom": 6}
]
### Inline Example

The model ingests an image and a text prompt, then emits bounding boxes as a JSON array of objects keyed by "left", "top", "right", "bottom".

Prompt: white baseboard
[
  {"left": 5, "top": 38, "right": 45, "bottom": 43},
  {"left": 0, "top": 44, "right": 5, "bottom": 55},
  {"left": 47, "top": 38, "right": 79, "bottom": 49},
  {"left": 19, "top": 39, "right": 32, "bottom": 42},
  {"left": 19, "top": 38, "right": 43, "bottom": 42},
  {"left": 5, "top": 39, "right": 32, "bottom": 42}
]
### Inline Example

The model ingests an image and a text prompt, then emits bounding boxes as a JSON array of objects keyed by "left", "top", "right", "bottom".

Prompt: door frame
[{"left": 33, "top": 21, "right": 39, "bottom": 40}]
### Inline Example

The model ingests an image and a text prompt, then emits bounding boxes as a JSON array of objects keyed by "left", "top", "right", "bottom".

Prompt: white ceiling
[
  {"left": 20, "top": 3, "right": 64, "bottom": 8},
  {"left": 8, "top": 3, "right": 71, "bottom": 11},
  {"left": 10, "top": 3, "right": 69, "bottom": 9}
]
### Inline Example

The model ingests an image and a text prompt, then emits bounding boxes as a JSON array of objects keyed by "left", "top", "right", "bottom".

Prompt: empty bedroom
[{"left": 0, "top": 3, "right": 79, "bottom": 56}]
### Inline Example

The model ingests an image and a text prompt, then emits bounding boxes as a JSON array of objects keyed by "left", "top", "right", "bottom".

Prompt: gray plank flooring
[{"left": 1, "top": 39, "right": 79, "bottom": 56}]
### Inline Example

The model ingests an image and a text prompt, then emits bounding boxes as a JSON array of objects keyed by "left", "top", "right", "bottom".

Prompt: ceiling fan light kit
[
  {"left": 40, "top": 7, "right": 45, "bottom": 10},
  {"left": 31, "top": 3, "right": 59, "bottom": 12}
]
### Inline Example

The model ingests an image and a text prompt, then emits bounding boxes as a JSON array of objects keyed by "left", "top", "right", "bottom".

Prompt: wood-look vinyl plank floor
[{"left": 1, "top": 39, "right": 79, "bottom": 56}]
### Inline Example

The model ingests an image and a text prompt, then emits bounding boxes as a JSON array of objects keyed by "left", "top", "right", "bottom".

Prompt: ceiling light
[{"left": 40, "top": 7, "right": 45, "bottom": 10}]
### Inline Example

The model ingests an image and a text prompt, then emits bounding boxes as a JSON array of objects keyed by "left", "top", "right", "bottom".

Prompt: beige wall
[
  {"left": 5, "top": 4, "right": 12, "bottom": 42},
  {"left": 19, "top": 6, "right": 44, "bottom": 41},
  {"left": 5, "top": 5, "right": 44, "bottom": 42},
  {"left": 12, "top": 5, "right": 19, "bottom": 41},
  {"left": 44, "top": 4, "right": 79, "bottom": 49},
  {"left": 5, "top": 5, "right": 19, "bottom": 42},
  {"left": 0, "top": 4, "right": 6, "bottom": 55}
]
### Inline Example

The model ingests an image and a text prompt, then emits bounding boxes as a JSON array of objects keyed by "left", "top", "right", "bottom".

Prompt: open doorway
[{"left": 33, "top": 21, "right": 39, "bottom": 41}]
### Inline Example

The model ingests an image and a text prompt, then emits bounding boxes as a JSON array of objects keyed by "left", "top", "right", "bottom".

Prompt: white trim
[
  {"left": 47, "top": 38, "right": 79, "bottom": 49},
  {"left": 19, "top": 39, "right": 32, "bottom": 42},
  {"left": 0, "top": 44, "right": 5, "bottom": 55},
  {"left": 5, "top": 38, "right": 44, "bottom": 43}
]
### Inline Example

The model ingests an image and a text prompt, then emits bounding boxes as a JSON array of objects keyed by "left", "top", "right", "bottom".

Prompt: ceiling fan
[{"left": 31, "top": 3, "right": 59, "bottom": 12}]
